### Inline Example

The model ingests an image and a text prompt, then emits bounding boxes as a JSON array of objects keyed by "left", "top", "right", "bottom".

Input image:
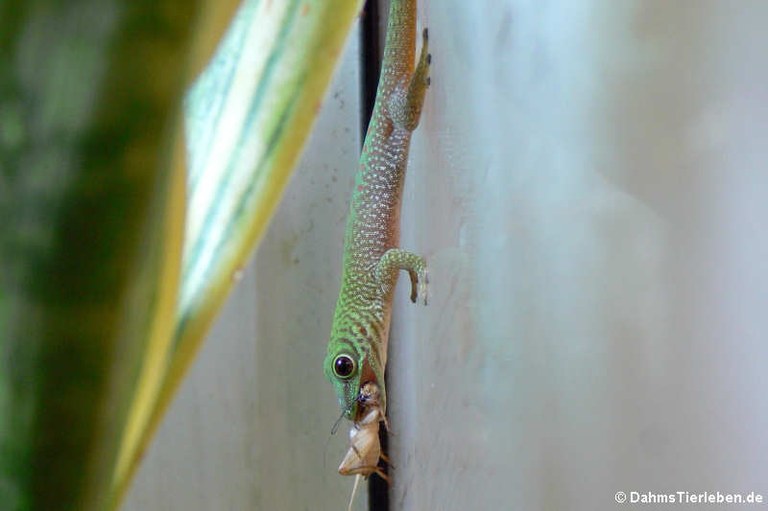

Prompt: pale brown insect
[
  {"left": 338, "top": 382, "right": 389, "bottom": 480},
  {"left": 339, "top": 382, "right": 390, "bottom": 511}
]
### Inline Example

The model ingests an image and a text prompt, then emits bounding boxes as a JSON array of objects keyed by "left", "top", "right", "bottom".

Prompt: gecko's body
[{"left": 324, "top": 0, "right": 429, "bottom": 429}]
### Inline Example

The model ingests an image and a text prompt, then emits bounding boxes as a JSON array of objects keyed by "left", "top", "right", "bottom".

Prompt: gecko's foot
[
  {"left": 418, "top": 266, "right": 429, "bottom": 306},
  {"left": 427, "top": 54, "right": 431, "bottom": 87},
  {"left": 405, "top": 255, "right": 428, "bottom": 305},
  {"left": 424, "top": 28, "right": 432, "bottom": 88},
  {"left": 408, "top": 262, "right": 428, "bottom": 305}
]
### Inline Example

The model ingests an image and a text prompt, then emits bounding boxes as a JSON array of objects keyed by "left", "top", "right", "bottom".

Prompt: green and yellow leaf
[{"left": 0, "top": 0, "right": 362, "bottom": 509}]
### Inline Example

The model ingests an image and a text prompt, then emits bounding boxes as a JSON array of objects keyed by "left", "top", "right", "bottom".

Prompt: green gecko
[{"left": 324, "top": 0, "right": 430, "bottom": 431}]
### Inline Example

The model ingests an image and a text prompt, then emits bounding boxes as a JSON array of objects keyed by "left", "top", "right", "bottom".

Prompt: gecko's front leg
[
  {"left": 375, "top": 248, "right": 428, "bottom": 305},
  {"left": 388, "top": 28, "right": 431, "bottom": 131}
]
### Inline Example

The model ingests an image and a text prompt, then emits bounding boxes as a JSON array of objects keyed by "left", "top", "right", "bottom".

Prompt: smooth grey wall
[{"left": 389, "top": 1, "right": 768, "bottom": 510}]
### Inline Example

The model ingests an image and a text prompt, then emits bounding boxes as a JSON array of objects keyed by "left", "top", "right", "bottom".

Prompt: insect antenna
[
  {"left": 324, "top": 408, "right": 347, "bottom": 470},
  {"left": 331, "top": 408, "right": 346, "bottom": 435}
]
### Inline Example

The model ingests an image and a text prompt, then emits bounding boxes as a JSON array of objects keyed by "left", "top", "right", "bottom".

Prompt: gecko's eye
[{"left": 333, "top": 354, "right": 356, "bottom": 379}]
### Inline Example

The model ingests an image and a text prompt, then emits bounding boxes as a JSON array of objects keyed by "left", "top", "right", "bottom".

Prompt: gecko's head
[{"left": 324, "top": 337, "right": 383, "bottom": 421}]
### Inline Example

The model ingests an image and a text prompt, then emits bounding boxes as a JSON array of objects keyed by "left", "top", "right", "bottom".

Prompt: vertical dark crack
[{"left": 359, "top": 1, "right": 389, "bottom": 510}]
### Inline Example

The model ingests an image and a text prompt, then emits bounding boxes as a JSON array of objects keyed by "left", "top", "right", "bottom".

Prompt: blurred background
[{"left": 126, "top": 0, "right": 768, "bottom": 509}]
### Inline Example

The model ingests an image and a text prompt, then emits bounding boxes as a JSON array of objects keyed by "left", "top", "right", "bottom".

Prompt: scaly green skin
[{"left": 324, "top": 0, "right": 430, "bottom": 423}]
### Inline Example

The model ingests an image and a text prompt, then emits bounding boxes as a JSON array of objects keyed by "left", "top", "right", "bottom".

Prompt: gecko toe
[
  {"left": 427, "top": 53, "right": 432, "bottom": 65},
  {"left": 423, "top": 27, "right": 429, "bottom": 41},
  {"left": 420, "top": 268, "right": 429, "bottom": 306}
]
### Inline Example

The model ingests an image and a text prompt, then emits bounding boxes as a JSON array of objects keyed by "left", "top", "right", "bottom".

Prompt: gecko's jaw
[
  {"left": 345, "top": 402, "right": 358, "bottom": 421},
  {"left": 359, "top": 359, "right": 378, "bottom": 388}
]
